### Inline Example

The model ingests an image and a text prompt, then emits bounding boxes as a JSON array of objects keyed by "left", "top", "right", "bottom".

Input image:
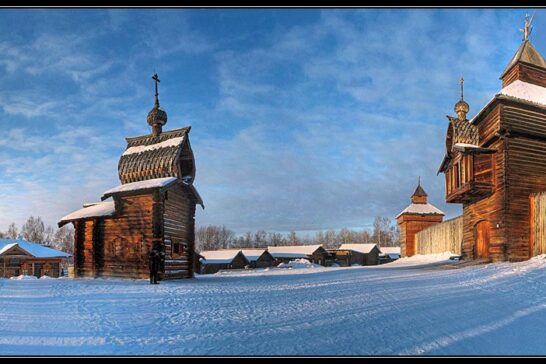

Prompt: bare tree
[
  {"left": 6, "top": 223, "right": 18, "bottom": 239},
  {"left": 195, "top": 225, "right": 236, "bottom": 251},
  {"left": 53, "top": 226, "right": 74, "bottom": 254},
  {"left": 287, "top": 231, "right": 299, "bottom": 246},
  {"left": 21, "top": 216, "right": 45, "bottom": 243}
]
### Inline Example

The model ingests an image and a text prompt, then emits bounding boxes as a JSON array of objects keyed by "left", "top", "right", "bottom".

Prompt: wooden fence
[
  {"left": 529, "top": 192, "right": 546, "bottom": 257},
  {"left": 414, "top": 216, "right": 463, "bottom": 255}
]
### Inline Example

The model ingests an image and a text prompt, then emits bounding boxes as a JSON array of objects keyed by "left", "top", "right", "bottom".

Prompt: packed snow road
[{"left": 2, "top": 253, "right": 546, "bottom": 355}]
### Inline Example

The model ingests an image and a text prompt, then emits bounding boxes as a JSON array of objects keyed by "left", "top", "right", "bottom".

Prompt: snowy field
[{"left": 2, "top": 253, "right": 546, "bottom": 355}]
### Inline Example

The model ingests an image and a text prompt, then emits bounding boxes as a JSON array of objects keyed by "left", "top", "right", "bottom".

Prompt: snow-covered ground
[{"left": 2, "top": 254, "right": 546, "bottom": 355}]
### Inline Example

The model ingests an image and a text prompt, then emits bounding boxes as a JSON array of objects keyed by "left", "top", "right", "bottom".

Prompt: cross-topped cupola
[{"left": 500, "top": 14, "right": 546, "bottom": 88}]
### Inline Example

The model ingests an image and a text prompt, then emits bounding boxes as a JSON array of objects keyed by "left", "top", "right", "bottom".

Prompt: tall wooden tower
[
  {"left": 396, "top": 179, "right": 444, "bottom": 257},
  {"left": 438, "top": 16, "right": 546, "bottom": 261}
]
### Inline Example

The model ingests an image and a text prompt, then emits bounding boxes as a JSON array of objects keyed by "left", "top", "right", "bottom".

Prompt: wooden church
[
  {"left": 59, "top": 74, "right": 203, "bottom": 279},
  {"left": 438, "top": 16, "right": 546, "bottom": 261},
  {"left": 396, "top": 180, "right": 444, "bottom": 257}
]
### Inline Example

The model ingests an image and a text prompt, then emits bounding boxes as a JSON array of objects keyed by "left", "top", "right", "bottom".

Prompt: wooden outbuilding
[
  {"left": 59, "top": 74, "right": 203, "bottom": 279},
  {"left": 241, "top": 249, "right": 275, "bottom": 268},
  {"left": 378, "top": 247, "right": 401, "bottom": 264},
  {"left": 267, "top": 245, "right": 329, "bottom": 266},
  {"left": 334, "top": 244, "right": 381, "bottom": 266},
  {"left": 396, "top": 180, "right": 444, "bottom": 257},
  {"left": 0, "top": 239, "right": 71, "bottom": 278},
  {"left": 198, "top": 250, "right": 250, "bottom": 274},
  {"left": 438, "top": 18, "right": 546, "bottom": 261}
]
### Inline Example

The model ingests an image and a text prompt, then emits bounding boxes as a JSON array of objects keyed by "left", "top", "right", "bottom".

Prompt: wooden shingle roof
[
  {"left": 447, "top": 116, "right": 479, "bottom": 145},
  {"left": 500, "top": 40, "right": 546, "bottom": 79},
  {"left": 118, "top": 127, "right": 192, "bottom": 184}
]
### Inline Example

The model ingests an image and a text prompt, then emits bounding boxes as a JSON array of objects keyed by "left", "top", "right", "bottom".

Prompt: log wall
[
  {"left": 414, "top": 216, "right": 463, "bottom": 255},
  {"left": 530, "top": 191, "right": 546, "bottom": 256}
]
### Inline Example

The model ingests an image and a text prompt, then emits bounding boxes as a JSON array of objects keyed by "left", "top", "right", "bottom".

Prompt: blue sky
[{"left": 0, "top": 8, "right": 543, "bottom": 234}]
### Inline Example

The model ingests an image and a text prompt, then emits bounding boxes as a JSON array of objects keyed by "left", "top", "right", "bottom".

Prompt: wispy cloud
[{"left": 0, "top": 9, "right": 540, "bottom": 234}]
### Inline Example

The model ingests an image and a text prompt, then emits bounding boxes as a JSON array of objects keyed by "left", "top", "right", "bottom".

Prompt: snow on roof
[
  {"left": 241, "top": 249, "right": 268, "bottom": 261},
  {"left": 59, "top": 200, "right": 116, "bottom": 224},
  {"left": 453, "top": 143, "right": 495, "bottom": 154},
  {"left": 499, "top": 80, "right": 546, "bottom": 107},
  {"left": 0, "top": 243, "right": 18, "bottom": 255},
  {"left": 199, "top": 250, "right": 243, "bottom": 264},
  {"left": 122, "top": 136, "right": 184, "bottom": 156},
  {"left": 396, "top": 203, "right": 444, "bottom": 218},
  {"left": 471, "top": 80, "right": 546, "bottom": 125},
  {"left": 267, "top": 245, "right": 323, "bottom": 258},
  {"left": 379, "top": 247, "right": 401, "bottom": 256},
  {"left": 338, "top": 244, "right": 378, "bottom": 254},
  {"left": 0, "top": 239, "right": 71, "bottom": 258},
  {"left": 102, "top": 177, "right": 178, "bottom": 199}
]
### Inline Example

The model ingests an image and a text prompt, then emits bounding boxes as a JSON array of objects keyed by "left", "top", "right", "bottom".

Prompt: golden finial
[
  {"left": 520, "top": 13, "right": 534, "bottom": 41},
  {"left": 454, "top": 76, "right": 469, "bottom": 121}
]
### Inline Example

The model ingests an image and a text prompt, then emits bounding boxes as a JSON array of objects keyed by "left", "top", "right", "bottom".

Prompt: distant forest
[
  {"left": 196, "top": 216, "right": 400, "bottom": 251},
  {"left": 1, "top": 215, "right": 400, "bottom": 254}
]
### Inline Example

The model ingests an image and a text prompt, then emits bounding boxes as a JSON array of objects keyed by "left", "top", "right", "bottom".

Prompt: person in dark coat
[{"left": 149, "top": 249, "right": 160, "bottom": 284}]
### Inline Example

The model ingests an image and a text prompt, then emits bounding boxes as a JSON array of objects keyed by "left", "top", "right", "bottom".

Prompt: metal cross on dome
[
  {"left": 152, "top": 73, "right": 160, "bottom": 105},
  {"left": 460, "top": 77, "right": 464, "bottom": 100}
]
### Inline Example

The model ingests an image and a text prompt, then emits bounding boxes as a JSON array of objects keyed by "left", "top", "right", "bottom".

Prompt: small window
[{"left": 173, "top": 242, "right": 180, "bottom": 254}]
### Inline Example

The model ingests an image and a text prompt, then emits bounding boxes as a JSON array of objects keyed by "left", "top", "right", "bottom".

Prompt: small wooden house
[
  {"left": 0, "top": 239, "right": 71, "bottom": 278},
  {"left": 267, "top": 245, "right": 329, "bottom": 266},
  {"left": 378, "top": 247, "right": 401, "bottom": 264},
  {"left": 198, "top": 250, "right": 249, "bottom": 274},
  {"left": 396, "top": 180, "right": 445, "bottom": 257},
  {"left": 241, "top": 249, "right": 275, "bottom": 268},
  {"left": 438, "top": 19, "right": 546, "bottom": 261},
  {"left": 59, "top": 74, "right": 203, "bottom": 279},
  {"left": 335, "top": 243, "right": 381, "bottom": 266}
]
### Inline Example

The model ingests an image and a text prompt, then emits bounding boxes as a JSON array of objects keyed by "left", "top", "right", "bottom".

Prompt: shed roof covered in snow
[
  {"left": 0, "top": 239, "right": 71, "bottom": 258},
  {"left": 338, "top": 244, "right": 379, "bottom": 254},
  {"left": 267, "top": 245, "right": 325, "bottom": 258},
  {"left": 99, "top": 176, "right": 203, "bottom": 207},
  {"left": 379, "top": 246, "right": 400, "bottom": 255},
  {"left": 102, "top": 177, "right": 178, "bottom": 199},
  {"left": 396, "top": 203, "right": 445, "bottom": 218},
  {"left": 241, "top": 249, "right": 271, "bottom": 262},
  {"left": 58, "top": 200, "right": 116, "bottom": 227},
  {"left": 470, "top": 80, "right": 546, "bottom": 126},
  {"left": 199, "top": 250, "right": 247, "bottom": 264}
]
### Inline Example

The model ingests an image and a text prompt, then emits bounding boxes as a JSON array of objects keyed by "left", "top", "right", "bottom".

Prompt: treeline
[
  {"left": 196, "top": 216, "right": 400, "bottom": 252},
  {"left": 0, "top": 216, "right": 74, "bottom": 254}
]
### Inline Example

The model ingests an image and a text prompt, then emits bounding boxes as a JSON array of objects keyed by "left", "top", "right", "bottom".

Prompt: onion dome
[
  {"left": 148, "top": 73, "right": 168, "bottom": 136},
  {"left": 147, "top": 104, "right": 168, "bottom": 128},
  {"left": 454, "top": 77, "right": 469, "bottom": 121}
]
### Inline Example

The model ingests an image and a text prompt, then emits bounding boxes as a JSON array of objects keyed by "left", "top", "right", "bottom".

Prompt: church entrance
[{"left": 475, "top": 221, "right": 491, "bottom": 259}]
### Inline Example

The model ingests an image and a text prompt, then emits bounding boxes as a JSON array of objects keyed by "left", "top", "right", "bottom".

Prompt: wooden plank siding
[
  {"left": 414, "top": 216, "right": 463, "bottom": 255},
  {"left": 71, "top": 186, "right": 198, "bottom": 279},
  {"left": 398, "top": 215, "right": 444, "bottom": 257},
  {"left": 530, "top": 192, "right": 546, "bottom": 256},
  {"left": 502, "top": 63, "right": 546, "bottom": 88},
  {"left": 461, "top": 138, "right": 506, "bottom": 261},
  {"left": 162, "top": 184, "right": 197, "bottom": 279},
  {"left": 478, "top": 104, "right": 502, "bottom": 147}
]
